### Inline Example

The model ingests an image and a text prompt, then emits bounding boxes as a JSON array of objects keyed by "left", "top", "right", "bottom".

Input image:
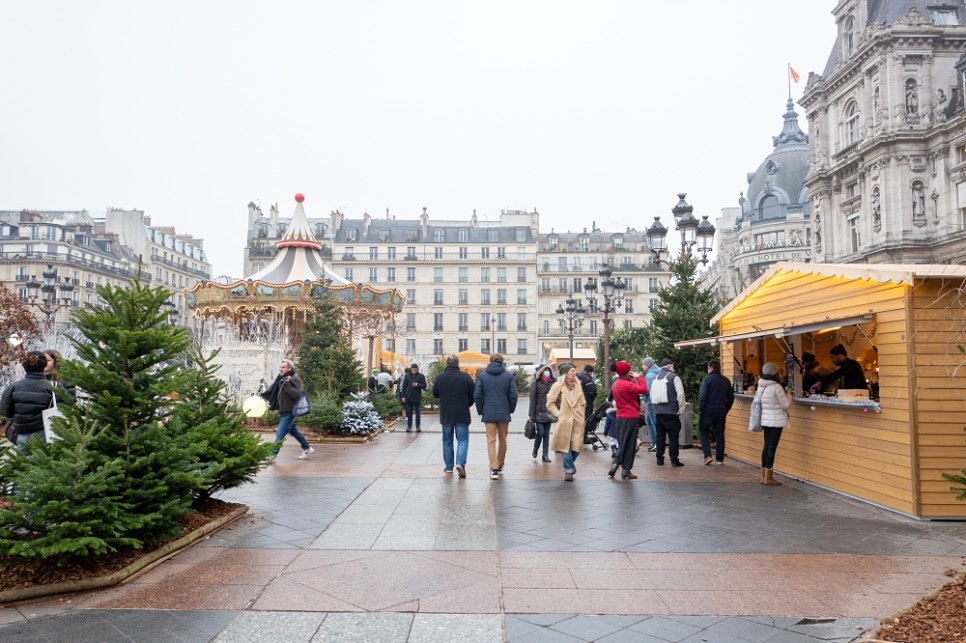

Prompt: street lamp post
[
  {"left": 363, "top": 321, "right": 379, "bottom": 375},
  {"left": 25, "top": 264, "right": 74, "bottom": 330},
  {"left": 555, "top": 295, "right": 585, "bottom": 363},
  {"left": 489, "top": 313, "right": 496, "bottom": 354},
  {"left": 583, "top": 265, "right": 626, "bottom": 394},
  {"left": 646, "top": 193, "right": 717, "bottom": 266}
]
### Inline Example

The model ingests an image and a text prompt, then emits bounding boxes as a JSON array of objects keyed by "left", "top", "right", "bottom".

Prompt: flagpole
[{"left": 787, "top": 62, "right": 792, "bottom": 99}]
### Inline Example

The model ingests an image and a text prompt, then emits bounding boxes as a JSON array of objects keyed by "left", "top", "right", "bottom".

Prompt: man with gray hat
[
  {"left": 641, "top": 356, "right": 661, "bottom": 453},
  {"left": 651, "top": 358, "right": 686, "bottom": 467}
]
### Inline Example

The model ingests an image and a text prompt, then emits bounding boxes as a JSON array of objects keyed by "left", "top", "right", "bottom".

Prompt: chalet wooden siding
[{"left": 711, "top": 263, "right": 966, "bottom": 519}]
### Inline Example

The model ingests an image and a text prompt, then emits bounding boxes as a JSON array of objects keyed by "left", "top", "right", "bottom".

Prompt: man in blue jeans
[
  {"left": 642, "top": 356, "right": 661, "bottom": 453},
  {"left": 432, "top": 355, "right": 476, "bottom": 477},
  {"left": 261, "top": 359, "right": 314, "bottom": 460}
]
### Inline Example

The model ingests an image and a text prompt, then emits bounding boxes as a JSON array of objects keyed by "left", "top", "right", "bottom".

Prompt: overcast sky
[{"left": 0, "top": 1, "right": 836, "bottom": 278}]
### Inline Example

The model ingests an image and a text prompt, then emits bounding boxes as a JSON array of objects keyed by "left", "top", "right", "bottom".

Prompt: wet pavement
[{"left": 2, "top": 411, "right": 965, "bottom": 642}]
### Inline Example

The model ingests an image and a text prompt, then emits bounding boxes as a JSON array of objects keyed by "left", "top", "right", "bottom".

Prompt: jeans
[
  {"left": 15, "top": 431, "right": 46, "bottom": 452},
  {"left": 560, "top": 448, "right": 579, "bottom": 474},
  {"left": 405, "top": 401, "right": 421, "bottom": 429},
  {"left": 761, "top": 426, "right": 784, "bottom": 469},
  {"left": 645, "top": 403, "right": 657, "bottom": 444},
  {"left": 656, "top": 413, "right": 681, "bottom": 462},
  {"left": 274, "top": 413, "right": 310, "bottom": 454},
  {"left": 485, "top": 421, "right": 509, "bottom": 470},
  {"left": 699, "top": 410, "right": 727, "bottom": 461},
  {"left": 532, "top": 421, "right": 551, "bottom": 457},
  {"left": 441, "top": 423, "right": 469, "bottom": 470}
]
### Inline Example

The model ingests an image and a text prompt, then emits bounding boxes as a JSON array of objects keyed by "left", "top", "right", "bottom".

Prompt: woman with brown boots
[{"left": 757, "top": 362, "right": 791, "bottom": 486}]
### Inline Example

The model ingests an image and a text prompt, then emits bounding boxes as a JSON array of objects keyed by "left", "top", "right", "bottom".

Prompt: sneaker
[
  {"left": 671, "top": 460, "right": 684, "bottom": 467},
  {"left": 299, "top": 447, "right": 315, "bottom": 460},
  {"left": 497, "top": 467, "right": 504, "bottom": 474},
  {"left": 455, "top": 464, "right": 466, "bottom": 478},
  {"left": 444, "top": 469, "right": 453, "bottom": 474},
  {"left": 490, "top": 469, "right": 499, "bottom": 480},
  {"left": 715, "top": 459, "right": 725, "bottom": 466},
  {"left": 647, "top": 445, "right": 657, "bottom": 453},
  {"left": 416, "top": 428, "right": 421, "bottom": 432},
  {"left": 704, "top": 456, "right": 714, "bottom": 466}
]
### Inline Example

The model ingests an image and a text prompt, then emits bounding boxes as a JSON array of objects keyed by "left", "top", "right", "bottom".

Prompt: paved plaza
[{"left": 2, "top": 411, "right": 965, "bottom": 642}]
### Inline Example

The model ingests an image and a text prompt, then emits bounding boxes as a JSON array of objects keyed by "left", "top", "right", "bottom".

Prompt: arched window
[
  {"left": 845, "top": 16, "right": 856, "bottom": 56},
  {"left": 758, "top": 195, "right": 782, "bottom": 221},
  {"left": 846, "top": 102, "right": 860, "bottom": 145}
]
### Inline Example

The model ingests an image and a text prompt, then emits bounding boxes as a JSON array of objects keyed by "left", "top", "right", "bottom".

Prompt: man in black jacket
[
  {"left": 697, "top": 360, "right": 735, "bottom": 465},
  {"left": 811, "top": 344, "right": 867, "bottom": 393},
  {"left": 576, "top": 364, "right": 598, "bottom": 424},
  {"left": 432, "top": 355, "right": 475, "bottom": 478},
  {"left": 0, "top": 351, "right": 54, "bottom": 449},
  {"left": 399, "top": 363, "right": 427, "bottom": 432}
]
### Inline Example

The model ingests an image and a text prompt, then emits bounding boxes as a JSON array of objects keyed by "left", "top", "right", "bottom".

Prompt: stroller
[{"left": 583, "top": 400, "right": 611, "bottom": 451}]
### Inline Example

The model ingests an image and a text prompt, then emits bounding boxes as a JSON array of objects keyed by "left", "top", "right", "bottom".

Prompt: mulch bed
[
  {"left": 0, "top": 497, "right": 243, "bottom": 592},
  {"left": 870, "top": 565, "right": 966, "bottom": 642}
]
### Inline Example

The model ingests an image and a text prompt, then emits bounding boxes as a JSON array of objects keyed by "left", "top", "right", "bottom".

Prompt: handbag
[
  {"left": 524, "top": 419, "right": 536, "bottom": 440},
  {"left": 3, "top": 420, "right": 14, "bottom": 444},
  {"left": 42, "top": 393, "right": 66, "bottom": 442},
  {"left": 292, "top": 391, "right": 311, "bottom": 417},
  {"left": 748, "top": 387, "right": 763, "bottom": 432}
]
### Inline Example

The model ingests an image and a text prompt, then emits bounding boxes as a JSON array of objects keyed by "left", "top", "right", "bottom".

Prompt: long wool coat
[{"left": 546, "top": 378, "right": 586, "bottom": 453}]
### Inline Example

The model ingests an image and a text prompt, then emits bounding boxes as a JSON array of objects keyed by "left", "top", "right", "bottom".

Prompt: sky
[{"left": 0, "top": 1, "right": 837, "bottom": 278}]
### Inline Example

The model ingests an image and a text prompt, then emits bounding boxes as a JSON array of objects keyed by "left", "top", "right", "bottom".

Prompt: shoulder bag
[
  {"left": 292, "top": 391, "right": 311, "bottom": 417},
  {"left": 748, "top": 386, "right": 763, "bottom": 432},
  {"left": 43, "top": 392, "right": 66, "bottom": 442}
]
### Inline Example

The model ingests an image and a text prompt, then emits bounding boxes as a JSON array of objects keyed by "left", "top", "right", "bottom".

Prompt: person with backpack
[{"left": 650, "top": 358, "right": 686, "bottom": 467}]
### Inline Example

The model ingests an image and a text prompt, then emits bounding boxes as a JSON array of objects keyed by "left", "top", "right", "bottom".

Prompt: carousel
[{"left": 185, "top": 194, "right": 405, "bottom": 399}]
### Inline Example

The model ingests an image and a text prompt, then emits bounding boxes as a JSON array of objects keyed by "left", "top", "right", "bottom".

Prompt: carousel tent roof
[{"left": 247, "top": 195, "right": 349, "bottom": 285}]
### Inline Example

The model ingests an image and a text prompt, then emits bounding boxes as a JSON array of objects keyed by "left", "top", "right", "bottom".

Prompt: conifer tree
[
  {"left": 297, "top": 293, "right": 363, "bottom": 403},
  {"left": 641, "top": 253, "right": 721, "bottom": 402}
]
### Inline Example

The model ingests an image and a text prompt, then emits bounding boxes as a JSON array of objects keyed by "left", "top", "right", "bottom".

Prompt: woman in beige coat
[{"left": 546, "top": 363, "right": 587, "bottom": 481}]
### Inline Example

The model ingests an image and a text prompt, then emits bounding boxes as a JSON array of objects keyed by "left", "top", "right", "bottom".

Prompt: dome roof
[{"left": 743, "top": 98, "right": 809, "bottom": 217}]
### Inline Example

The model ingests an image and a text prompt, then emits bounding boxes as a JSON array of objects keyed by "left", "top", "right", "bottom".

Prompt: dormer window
[
  {"left": 578, "top": 234, "right": 590, "bottom": 252},
  {"left": 378, "top": 229, "right": 390, "bottom": 242},
  {"left": 433, "top": 228, "right": 445, "bottom": 242},
  {"left": 458, "top": 228, "right": 468, "bottom": 242},
  {"left": 347, "top": 228, "right": 358, "bottom": 241},
  {"left": 548, "top": 234, "right": 559, "bottom": 250},
  {"left": 407, "top": 229, "right": 418, "bottom": 242},
  {"left": 932, "top": 8, "right": 959, "bottom": 25},
  {"left": 845, "top": 15, "right": 856, "bottom": 56},
  {"left": 612, "top": 234, "right": 624, "bottom": 250},
  {"left": 515, "top": 228, "right": 526, "bottom": 242}
]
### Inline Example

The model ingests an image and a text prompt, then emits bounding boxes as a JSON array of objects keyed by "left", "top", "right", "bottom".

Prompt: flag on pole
[{"left": 789, "top": 65, "right": 800, "bottom": 84}]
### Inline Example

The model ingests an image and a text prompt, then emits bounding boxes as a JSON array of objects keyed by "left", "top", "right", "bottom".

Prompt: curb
[{"left": 0, "top": 505, "right": 249, "bottom": 605}]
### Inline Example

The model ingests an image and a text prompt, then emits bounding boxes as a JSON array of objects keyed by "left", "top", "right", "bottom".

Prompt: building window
[
  {"left": 458, "top": 228, "right": 468, "bottom": 242},
  {"left": 481, "top": 313, "right": 492, "bottom": 330},
  {"left": 517, "top": 267, "right": 527, "bottom": 282},
  {"left": 487, "top": 229, "right": 498, "bottom": 242},
  {"left": 517, "top": 339, "right": 527, "bottom": 355},
  {"left": 387, "top": 267, "right": 396, "bottom": 282},
  {"left": 406, "top": 246, "right": 416, "bottom": 258},
  {"left": 590, "top": 319, "right": 598, "bottom": 335},
  {"left": 434, "top": 313, "right": 444, "bottom": 331},
  {"left": 387, "top": 247, "right": 396, "bottom": 260},
  {"left": 932, "top": 8, "right": 959, "bottom": 24},
  {"left": 848, "top": 215, "right": 861, "bottom": 254},
  {"left": 481, "top": 267, "right": 490, "bottom": 282},
  {"left": 623, "top": 319, "right": 633, "bottom": 330},
  {"left": 458, "top": 312, "right": 468, "bottom": 331},
  {"left": 517, "top": 312, "right": 527, "bottom": 331},
  {"left": 548, "top": 235, "right": 559, "bottom": 250},
  {"left": 846, "top": 101, "right": 860, "bottom": 145},
  {"left": 612, "top": 234, "right": 624, "bottom": 250},
  {"left": 406, "top": 313, "right": 416, "bottom": 331},
  {"left": 543, "top": 320, "right": 550, "bottom": 334},
  {"left": 481, "top": 247, "right": 490, "bottom": 259},
  {"left": 368, "top": 268, "right": 378, "bottom": 282},
  {"left": 434, "top": 267, "right": 443, "bottom": 282},
  {"left": 406, "top": 339, "right": 416, "bottom": 355},
  {"left": 481, "top": 289, "right": 491, "bottom": 305},
  {"left": 578, "top": 235, "right": 589, "bottom": 252},
  {"left": 517, "top": 289, "right": 527, "bottom": 305},
  {"left": 497, "top": 313, "right": 507, "bottom": 331},
  {"left": 407, "top": 288, "right": 416, "bottom": 305},
  {"left": 459, "top": 289, "right": 468, "bottom": 305},
  {"left": 481, "top": 338, "right": 491, "bottom": 353},
  {"left": 497, "top": 247, "right": 506, "bottom": 259},
  {"left": 845, "top": 15, "right": 855, "bottom": 56},
  {"left": 434, "top": 289, "right": 444, "bottom": 305},
  {"left": 369, "top": 247, "right": 378, "bottom": 260},
  {"left": 459, "top": 247, "right": 468, "bottom": 259},
  {"left": 497, "top": 339, "right": 507, "bottom": 354},
  {"left": 459, "top": 267, "right": 468, "bottom": 283},
  {"left": 344, "top": 267, "right": 354, "bottom": 280},
  {"left": 434, "top": 247, "right": 443, "bottom": 259},
  {"left": 846, "top": 181, "right": 858, "bottom": 199},
  {"left": 434, "top": 339, "right": 444, "bottom": 354},
  {"left": 459, "top": 338, "right": 468, "bottom": 352},
  {"left": 407, "top": 267, "right": 416, "bottom": 282},
  {"left": 540, "top": 277, "right": 550, "bottom": 292},
  {"left": 434, "top": 229, "right": 445, "bottom": 242},
  {"left": 344, "top": 246, "right": 354, "bottom": 258},
  {"left": 649, "top": 277, "right": 659, "bottom": 293},
  {"left": 624, "top": 299, "right": 634, "bottom": 313},
  {"left": 497, "top": 267, "right": 507, "bottom": 283},
  {"left": 497, "top": 289, "right": 507, "bottom": 305},
  {"left": 649, "top": 299, "right": 659, "bottom": 311}
]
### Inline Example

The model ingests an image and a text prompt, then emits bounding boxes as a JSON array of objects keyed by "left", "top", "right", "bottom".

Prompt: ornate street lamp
[
  {"left": 556, "top": 295, "right": 586, "bottom": 363},
  {"left": 646, "top": 193, "right": 717, "bottom": 266},
  {"left": 25, "top": 264, "right": 74, "bottom": 330},
  {"left": 583, "top": 265, "right": 626, "bottom": 394}
]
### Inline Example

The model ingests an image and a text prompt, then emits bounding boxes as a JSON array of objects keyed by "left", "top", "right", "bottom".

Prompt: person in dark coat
[
  {"left": 260, "top": 359, "right": 314, "bottom": 460},
  {"left": 697, "top": 360, "right": 735, "bottom": 465},
  {"left": 800, "top": 352, "right": 832, "bottom": 395},
  {"left": 811, "top": 344, "right": 867, "bottom": 393},
  {"left": 399, "top": 363, "right": 427, "bottom": 432},
  {"left": 528, "top": 364, "right": 556, "bottom": 463},
  {"left": 474, "top": 353, "right": 518, "bottom": 480},
  {"left": 0, "top": 351, "right": 54, "bottom": 450},
  {"left": 576, "top": 364, "right": 598, "bottom": 424},
  {"left": 432, "top": 355, "right": 475, "bottom": 478}
]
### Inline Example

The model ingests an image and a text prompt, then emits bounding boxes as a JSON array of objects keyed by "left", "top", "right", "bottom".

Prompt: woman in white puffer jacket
[{"left": 757, "top": 362, "right": 791, "bottom": 486}]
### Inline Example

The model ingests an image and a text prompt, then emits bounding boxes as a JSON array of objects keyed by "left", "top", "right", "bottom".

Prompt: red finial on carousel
[{"left": 295, "top": 193, "right": 305, "bottom": 203}]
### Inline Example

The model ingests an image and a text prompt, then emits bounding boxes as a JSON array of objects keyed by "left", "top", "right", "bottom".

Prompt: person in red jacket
[{"left": 608, "top": 361, "right": 648, "bottom": 480}]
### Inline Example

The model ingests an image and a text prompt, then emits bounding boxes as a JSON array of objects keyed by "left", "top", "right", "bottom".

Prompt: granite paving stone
[{"left": 212, "top": 611, "right": 324, "bottom": 643}]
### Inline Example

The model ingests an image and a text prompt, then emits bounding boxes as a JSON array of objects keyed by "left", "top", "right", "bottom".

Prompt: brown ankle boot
[
  {"left": 763, "top": 468, "right": 782, "bottom": 486},
  {"left": 760, "top": 467, "right": 767, "bottom": 484}
]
